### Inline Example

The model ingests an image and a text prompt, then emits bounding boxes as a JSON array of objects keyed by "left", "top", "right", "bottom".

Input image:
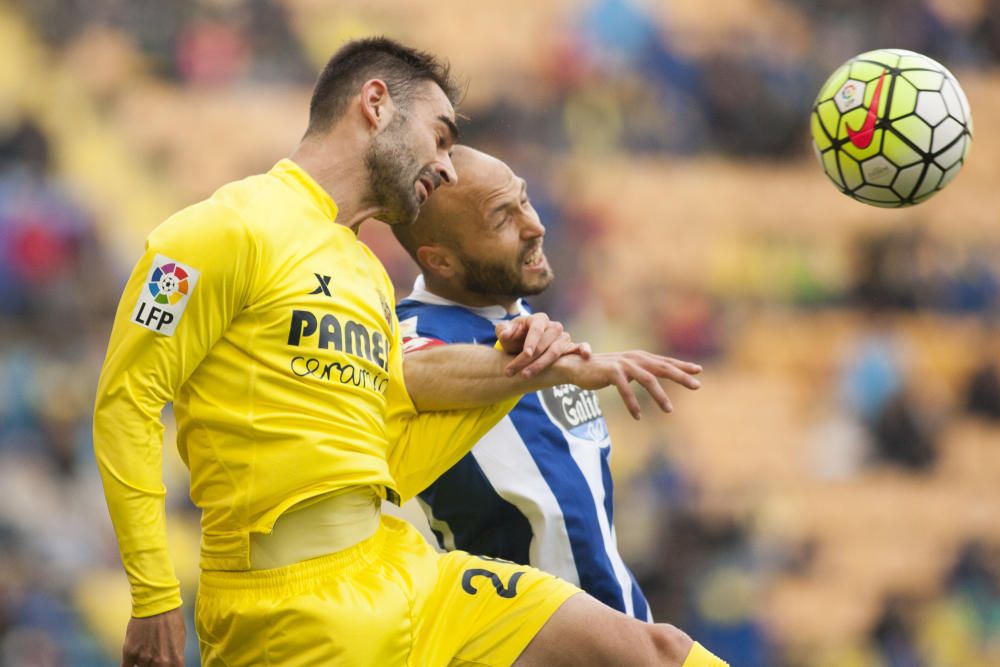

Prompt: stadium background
[{"left": 1, "top": 0, "right": 999, "bottom": 664}]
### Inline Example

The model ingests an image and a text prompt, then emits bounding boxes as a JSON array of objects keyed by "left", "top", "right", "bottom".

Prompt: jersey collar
[
  {"left": 405, "top": 275, "right": 528, "bottom": 321},
  {"left": 270, "top": 158, "right": 340, "bottom": 223}
]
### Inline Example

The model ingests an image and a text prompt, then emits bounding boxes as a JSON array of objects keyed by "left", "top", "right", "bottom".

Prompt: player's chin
[
  {"left": 520, "top": 267, "right": 554, "bottom": 294},
  {"left": 385, "top": 196, "right": 422, "bottom": 226}
]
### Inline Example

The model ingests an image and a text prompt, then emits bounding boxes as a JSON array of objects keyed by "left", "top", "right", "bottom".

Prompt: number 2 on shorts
[{"left": 461, "top": 568, "right": 524, "bottom": 598}]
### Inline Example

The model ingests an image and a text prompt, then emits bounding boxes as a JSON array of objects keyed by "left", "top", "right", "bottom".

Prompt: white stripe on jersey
[
  {"left": 470, "top": 416, "right": 580, "bottom": 585},
  {"left": 565, "top": 438, "right": 636, "bottom": 617}
]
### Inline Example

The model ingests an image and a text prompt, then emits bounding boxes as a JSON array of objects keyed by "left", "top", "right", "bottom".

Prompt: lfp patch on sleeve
[{"left": 130, "top": 254, "right": 200, "bottom": 336}]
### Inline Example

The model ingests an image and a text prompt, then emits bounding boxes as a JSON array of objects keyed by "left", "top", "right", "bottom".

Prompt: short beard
[
  {"left": 364, "top": 114, "right": 421, "bottom": 227},
  {"left": 461, "top": 253, "right": 554, "bottom": 301}
]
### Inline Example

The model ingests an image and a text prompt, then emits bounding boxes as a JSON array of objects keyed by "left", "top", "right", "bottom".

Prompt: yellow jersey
[{"left": 94, "top": 159, "right": 516, "bottom": 617}]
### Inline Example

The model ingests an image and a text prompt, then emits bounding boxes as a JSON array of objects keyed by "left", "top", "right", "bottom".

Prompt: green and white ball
[{"left": 811, "top": 49, "right": 973, "bottom": 208}]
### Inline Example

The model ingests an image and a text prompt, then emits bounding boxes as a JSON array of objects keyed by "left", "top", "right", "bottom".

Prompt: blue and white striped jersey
[{"left": 397, "top": 277, "right": 651, "bottom": 620}]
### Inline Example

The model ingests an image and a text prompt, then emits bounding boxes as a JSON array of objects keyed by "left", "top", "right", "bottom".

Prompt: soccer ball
[{"left": 811, "top": 49, "right": 973, "bottom": 208}]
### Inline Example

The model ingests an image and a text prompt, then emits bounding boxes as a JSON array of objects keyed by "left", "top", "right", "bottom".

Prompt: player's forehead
[
  {"left": 410, "top": 80, "right": 456, "bottom": 124},
  {"left": 428, "top": 147, "right": 518, "bottom": 232},
  {"left": 477, "top": 170, "right": 522, "bottom": 220},
  {"left": 461, "top": 152, "right": 519, "bottom": 209}
]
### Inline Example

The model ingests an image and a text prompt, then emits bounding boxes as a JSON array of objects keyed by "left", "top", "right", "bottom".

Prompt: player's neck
[
  {"left": 422, "top": 275, "right": 520, "bottom": 315},
  {"left": 290, "top": 136, "right": 381, "bottom": 233}
]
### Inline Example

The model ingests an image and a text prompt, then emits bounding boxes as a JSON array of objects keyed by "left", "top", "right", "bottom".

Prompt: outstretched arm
[
  {"left": 403, "top": 312, "right": 589, "bottom": 411},
  {"left": 403, "top": 310, "right": 700, "bottom": 417},
  {"left": 388, "top": 341, "right": 702, "bottom": 500}
]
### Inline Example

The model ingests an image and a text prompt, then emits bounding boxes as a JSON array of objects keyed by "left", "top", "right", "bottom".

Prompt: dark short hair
[{"left": 305, "top": 37, "right": 460, "bottom": 135}]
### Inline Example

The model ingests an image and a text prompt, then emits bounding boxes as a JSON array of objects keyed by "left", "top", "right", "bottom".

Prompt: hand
[
  {"left": 555, "top": 351, "right": 702, "bottom": 420},
  {"left": 496, "top": 313, "right": 591, "bottom": 379},
  {"left": 122, "top": 607, "right": 186, "bottom": 667}
]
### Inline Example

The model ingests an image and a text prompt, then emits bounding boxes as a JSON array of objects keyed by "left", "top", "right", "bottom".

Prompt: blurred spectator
[
  {"left": 964, "top": 359, "right": 1000, "bottom": 420},
  {"left": 808, "top": 407, "right": 874, "bottom": 480},
  {"left": 871, "top": 594, "right": 925, "bottom": 667},
  {"left": 972, "top": 0, "right": 1000, "bottom": 62},
  {"left": 870, "top": 390, "right": 939, "bottom": 471},
  {"left": 175, "top": 16, "right": 250, "bottom": 85},
  {"left": 850, "top": 229, "right": 999, "bottom": 315},
  {"left": 839, "top": 315, "right": 906, "bottom": 423}
]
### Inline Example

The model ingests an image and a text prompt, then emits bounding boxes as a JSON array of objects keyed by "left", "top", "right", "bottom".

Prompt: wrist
[{"left": 538, "top": 354, "right": 577, "bottom": 387}]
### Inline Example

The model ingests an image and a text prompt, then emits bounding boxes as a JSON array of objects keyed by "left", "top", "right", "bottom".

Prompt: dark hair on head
[{"left": 305, "top": 37, "right": 460, "bottom": 135}]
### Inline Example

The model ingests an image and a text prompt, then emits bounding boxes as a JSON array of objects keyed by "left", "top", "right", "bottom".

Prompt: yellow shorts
[{"left": 196, "top": 515, "right": 581, "bottom": 666}]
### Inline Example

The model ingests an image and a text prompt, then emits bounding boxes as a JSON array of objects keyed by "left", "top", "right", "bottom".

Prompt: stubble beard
[
  {"left": 460, "top": 251, "right": 554, "bottom": 301},
  {"left": 365, "top": 116, "right": 422, "bottom": 227}
]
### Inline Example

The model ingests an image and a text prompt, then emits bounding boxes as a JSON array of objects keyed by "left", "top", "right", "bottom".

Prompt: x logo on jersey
[{"left": 308, "top": 273, "right": 333, "bottom": 297}]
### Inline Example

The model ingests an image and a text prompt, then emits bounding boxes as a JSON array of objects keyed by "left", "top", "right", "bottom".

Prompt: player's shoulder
[
  {"left": 396, "top": 299, "right": 496, "bottom": 345},
  {"left": 396, "top": 298, "right": 484, "bottom": 326},
  {"left": 149, "top": 188, "right": 258, "bottom": 257}
]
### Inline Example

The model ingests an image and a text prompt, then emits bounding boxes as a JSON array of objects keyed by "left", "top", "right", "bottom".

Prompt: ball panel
[
  {"left": 899, "top": 54, "right": 934, "bottom": 69},
  {"left": 932, "top": 117, "right": 963, "bottom": 152},
  {"left": 821, "top": 150, "right": 844, "bottom": 189},
  {"left": 834, "top": 79, "right": 867, "bottom": 113},
  {"left": 893, "top": 163, "right": 925, "bottom": 199},
  {"left": 850, "top": 61, "right": 890, "bottom": 82},
  {"left": 838, "top": 152, "right": 863, "bottom": 190},
  {"left": 882, "top": 131, "right": 923, "bottom": 167},
  {"left": 854, "top": 185, "right": 902, "bottom": 205},
  {"left": 861, "top": 156, "right": 897, "bottom": 186},
  {"left": 888, "top": 77, "right": 917, "bottom": 119},
  {"left": 935, "top": 134, "right": 967, "bottom": 170},
  {"left": 902, "top": 70, "right": 944, "bottom": 91},
  {"left": 892, "top": 116, "right": 932, "bottom": 152},
  {"left": 914, "top": 163, "right": 944, "bottom": 199},
  {"left": 940, "top": 79, "right": 969, "bottom": 125},
  {"left": 816, "top": 100, "right": 841, "bottom": 139},
  {"left": 916, "top": 91, "right": 948, "bottom": 126},
  {"left": 940, "top": 162, "right": 963, "bottom": 189}
]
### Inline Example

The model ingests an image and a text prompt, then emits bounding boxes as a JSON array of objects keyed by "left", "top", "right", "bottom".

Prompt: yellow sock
[{"left": 681, "top": 641, "right": 729, "bottom": 667}]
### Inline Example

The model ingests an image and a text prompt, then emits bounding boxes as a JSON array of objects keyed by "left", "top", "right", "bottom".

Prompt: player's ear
[
  {"left": 359, "top": 79, "right": 395, "bottom": 132},
  {"left": 416, "top": 245, "right": 457, "bottom": 279}
]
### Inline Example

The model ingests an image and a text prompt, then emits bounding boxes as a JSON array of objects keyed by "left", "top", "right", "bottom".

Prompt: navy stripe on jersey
[
  {"left": 600, "top": 446, "right": 615, "bottom": 528},
  {"left": 418, "top": 448, "right": 533, "bottom": 565}
]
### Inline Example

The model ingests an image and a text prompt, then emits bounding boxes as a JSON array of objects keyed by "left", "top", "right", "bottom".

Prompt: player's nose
[
  {"left": 521, "top": 213, "right": 545, "bottom": 238},
  {"left": 434, "top": 155, "right": 457, "bottom": 187}
]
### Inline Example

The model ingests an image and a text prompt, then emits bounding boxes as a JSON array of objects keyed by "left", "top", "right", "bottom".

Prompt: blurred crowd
[{"left": 2, "top": 0, "right": 1000, "bottom": 665}]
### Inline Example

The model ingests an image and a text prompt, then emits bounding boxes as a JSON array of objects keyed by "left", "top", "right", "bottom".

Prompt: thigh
[
  {"left": 412, "top": 552, "right": 581, "bottom": 667},
  {"left": 512, "top": 593, "right": 694, "bottom": 667}
]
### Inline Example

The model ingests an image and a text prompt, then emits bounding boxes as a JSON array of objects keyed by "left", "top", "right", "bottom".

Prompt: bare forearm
[{"left": 403, "top": 344, "right": 569, "bottom": 411}]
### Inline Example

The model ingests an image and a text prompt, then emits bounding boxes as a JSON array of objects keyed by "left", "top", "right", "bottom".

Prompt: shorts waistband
[
  {"left": 200, "top": 517, "right": 389, "bottom": 595},
  {"left": 249, "top": 487, "right": 381, "bottom": 570}
]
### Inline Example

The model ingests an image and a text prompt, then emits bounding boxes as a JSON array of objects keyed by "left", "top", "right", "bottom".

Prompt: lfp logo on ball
[{"left": 131, "top": 254, "right": 200, "bottom": 336}]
